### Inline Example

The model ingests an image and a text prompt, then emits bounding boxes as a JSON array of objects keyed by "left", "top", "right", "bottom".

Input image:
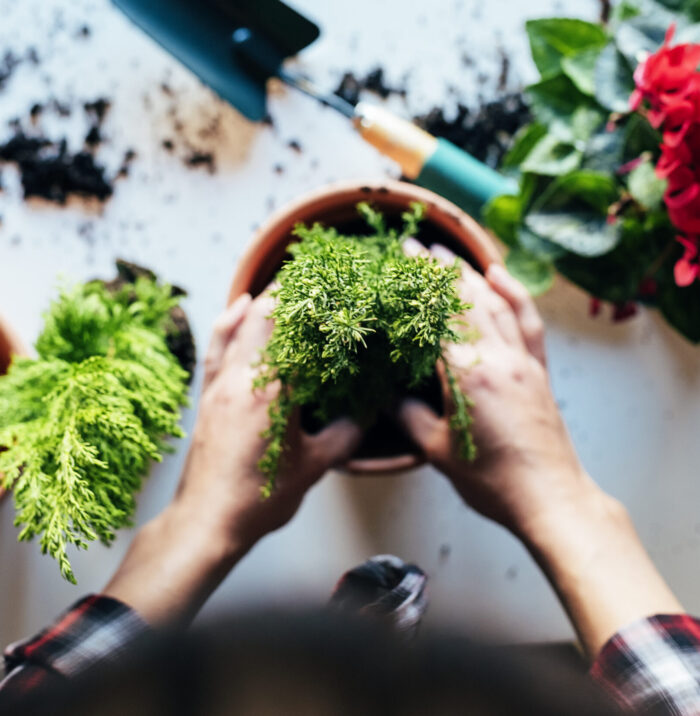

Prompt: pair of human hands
[
  {"left": 176, "top": 242, "right": 590, "bottom": 555},
  {"left": 110, "top": 252, "right": 681, "bottom": 652}
]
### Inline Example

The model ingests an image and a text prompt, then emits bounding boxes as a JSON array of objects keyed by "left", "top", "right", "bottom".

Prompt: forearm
[
  {"left": 102, "top": 500, "right": 251, "bottom": 626},
  {"left": 521, "top": 479, "right": 683, "bottom": 659}
]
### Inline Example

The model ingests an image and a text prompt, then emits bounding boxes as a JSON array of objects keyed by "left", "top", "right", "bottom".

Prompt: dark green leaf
[
  {"left": 521, "top": 135, "right": 583, "bottom": 176},
  {"left": 594, "top": 42, "right": 635, "bottom": 112},
  {"left": 534, "top": 170, "right": 619, "bottom": 213},
  {"left": 526, "top": 211, "right": 620, "bottom": 257},
  {"left": 562, "top": 47, "right": 602, "bottom": 96},
  {"left": 627, "top": 160, "right": 667, "bottom": 210},
  {"left": 583, "top": 126, "right": 626, "bottom": 173},
  {"left": 526, "top": 75, "right": 606, "bottom": 142},
  {"left": 482, "top": 194, "right": 522, "bottom": 246},
  {"left": 526, "top": 18, "right": 608, "bottom": 77},
  {"left": 502, "top": 123, "right": 548, "bottom": 169},
  {"left": 518, "top": 227, "right": 567, "bottom": 259},
  {"left": 505, "top": 248, "right": 555, "bottom": 295},
  {"left": 555, "top": 211, "right": 671, "bottom": 301},
  {"left": 623, "top": 113, "right": 661, "bottom": 160},
  {"left": 614, "top": 1, "right": 679, "bottom": 65}
]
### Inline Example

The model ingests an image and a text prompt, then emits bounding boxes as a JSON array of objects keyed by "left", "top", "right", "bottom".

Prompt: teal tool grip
[{"left": 415, "top": 138, "right": 517, "bottom": 217}]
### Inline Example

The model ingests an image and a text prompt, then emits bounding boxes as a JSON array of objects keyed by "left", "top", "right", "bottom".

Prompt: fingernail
[
  {"left": 430, "top": 244, "right": 456, "bottom": 264},
  {"left": 403, "top": 237, "right": 424, "bottom": 256}
]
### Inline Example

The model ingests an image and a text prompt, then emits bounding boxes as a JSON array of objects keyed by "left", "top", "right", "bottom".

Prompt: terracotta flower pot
[
  {"left": 229, "top": 179, "right": 502, "bottom": 473},
  {"left": 0, "top": 314, "right": 26, "bottom": 502}
]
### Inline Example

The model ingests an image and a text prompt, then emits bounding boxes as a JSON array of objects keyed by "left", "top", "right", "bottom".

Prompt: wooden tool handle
[{"left": 353, "top": 102, "right": 437, "bottom": 179}]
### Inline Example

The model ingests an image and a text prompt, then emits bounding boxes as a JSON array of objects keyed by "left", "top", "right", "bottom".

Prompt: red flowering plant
[
  {"left": 631, "top": 25, "right": 700, "bottom": 286},
  {"left": 484, "top": 0, "right": 700, "bottom": 342}
]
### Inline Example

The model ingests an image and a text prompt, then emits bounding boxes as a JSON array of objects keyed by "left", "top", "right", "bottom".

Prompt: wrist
[
  {"left": 507, "top": 467, "right": 613, "bottom": 547},
  {"left": 519, "top": 481, "right": 628, "bottom": 561},
  {"left": 516, "top": 477, "right": 682, "bottom": 659},
  {"left": 162, "top": 497, "right": 255, "bottom": 569},
  {"left": 103, "top": 502, "right": 251, "bottom": 626}
]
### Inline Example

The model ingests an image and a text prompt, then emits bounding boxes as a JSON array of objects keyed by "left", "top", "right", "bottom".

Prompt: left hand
[
  {"left": 175, "top": 290, "right": 363, "bottom": 554},
  {"left": 103, "top": 292, "right": 361, "bottom": 625}
]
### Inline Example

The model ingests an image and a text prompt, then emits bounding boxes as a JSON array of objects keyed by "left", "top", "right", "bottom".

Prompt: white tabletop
[{"left": 0, "top": 0, "right": 698, "bottom": 647}]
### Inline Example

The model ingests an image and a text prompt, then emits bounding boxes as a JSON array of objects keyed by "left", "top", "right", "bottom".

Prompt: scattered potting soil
[
  {"left": 0, "top": 95, "right": 123, "bottom": 203},
  {"left": 334, "top": 67, "right": 407, "bottom": 106},
  {"left": 287, "top": 139, "right": 303, "bottom": 154},
  {"left": 185, "top": 149, "right": 215, "bottom": 172},
  {"left": 158, "top": 82, "right": 223, "bottom": 173},
  {"left": 0, "top": 133, "right": 113, "bottom": 203},
  {"left": 413, "top": 94, "right": 531, "bottom": 170},
  {"left": 84, "top": 125, "right": 102, "bottom": 147},
  {"left": 84, "top": 98, "right": 111, "bottom": 123},
  {"left": 0, "top": 49, "right": 38, "bottom": 90},
  {"left": 116, "top": 149, "right": 137, "bottom": 178}
]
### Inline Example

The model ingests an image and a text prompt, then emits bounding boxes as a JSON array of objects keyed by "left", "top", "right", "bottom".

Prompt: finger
[
  {"left": 397, "top": 398, "right": 450, "bottom": 463},
  {"left": 431, "top": 245, "right": 523, "bottom": 349},
  {"left": 224, "top": 290, "right": 276, "bottom": 365},
  {"left": 403, "top": 236, "right": 430, "bottom": 258},
  {"left": 305, "top": 418, "right": 364, "bottom": 482},
  {"left": 435, "top": 359, "right": 455, "bottom": 416},
  {"left": 203, "top": 293, "right": 252, "bottom": 389},
  {"left": 486, "top": 264, "right": 547, "bottom": 366}
]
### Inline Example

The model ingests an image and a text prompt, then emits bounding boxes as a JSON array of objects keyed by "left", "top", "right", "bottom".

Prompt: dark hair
[{"left": 13, "top": 609, "right": 621, "bottom": 716}]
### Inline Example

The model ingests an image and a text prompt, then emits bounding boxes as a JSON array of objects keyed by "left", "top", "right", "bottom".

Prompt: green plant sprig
[
  {"left": 0, "top": 276, "right": 189, "bottom": 582},
  {"left": 255, "top": 202, "right": 475, "bottom": 495}
]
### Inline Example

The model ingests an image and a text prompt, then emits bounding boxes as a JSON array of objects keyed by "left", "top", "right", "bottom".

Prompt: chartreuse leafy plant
[
  {"left": 255, "top": 202, "right": 475, "bottom": 497},
  {"left": 484, "top": 0, "right": 700, "bottom": 343},
  {"left": 0, "top": 275, "right": 189, "bottom": 583}
]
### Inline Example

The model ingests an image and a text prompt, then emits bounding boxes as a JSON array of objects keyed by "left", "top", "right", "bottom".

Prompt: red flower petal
[{"left": 674, "top": 257, "right": 700, "bottom": 286}]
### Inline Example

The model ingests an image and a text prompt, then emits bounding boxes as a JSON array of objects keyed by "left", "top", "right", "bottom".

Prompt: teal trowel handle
[
  {"left": 354, "top": 102, "right": 516, "bottom": 216},
  {"left": 416, "top": 138, "right": 516, "bottom": 216}
]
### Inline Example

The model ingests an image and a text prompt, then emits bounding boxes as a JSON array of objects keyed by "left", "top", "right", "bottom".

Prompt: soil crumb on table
[
  {"left": 0, "top": 96, "right": 118, "bottom": 203},
  {"left": 0, "top": 133, "right": 113, "bottom": 202},
  {"left": 334, "top": 67, "right": 408, "bottom": 106}
]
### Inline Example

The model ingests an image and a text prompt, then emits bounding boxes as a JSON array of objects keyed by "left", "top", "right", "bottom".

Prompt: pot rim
[{"left": 227, "top": 178, "right": 502, "bottom": 474}]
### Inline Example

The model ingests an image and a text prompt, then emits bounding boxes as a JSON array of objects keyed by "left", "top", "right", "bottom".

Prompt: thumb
[
  {"left": 306, "top": 418, "right": 364, "bottom": 478},
  {"left": 398, "top": 398, "right": 447, "bottom": 460}
]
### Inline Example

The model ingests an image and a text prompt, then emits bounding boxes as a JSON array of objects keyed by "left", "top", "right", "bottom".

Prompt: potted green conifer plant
[
  {"left": 0, "top": 261, "right": 195, "bottom": 582},
  {"left": 229, "top": 180, "right": 502, "bottom": 496}
]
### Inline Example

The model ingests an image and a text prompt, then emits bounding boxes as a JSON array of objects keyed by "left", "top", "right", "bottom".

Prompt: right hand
[
  {"left": 399, "top": 242, "right": 597, "bottom": 537},
  {"left": 399, "top": 243, "right": 684, "bottom": 661}
]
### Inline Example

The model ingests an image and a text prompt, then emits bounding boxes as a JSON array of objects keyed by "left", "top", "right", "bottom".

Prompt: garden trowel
[{"left": 112, "top": 0, "right": 516, "bottom": 215}]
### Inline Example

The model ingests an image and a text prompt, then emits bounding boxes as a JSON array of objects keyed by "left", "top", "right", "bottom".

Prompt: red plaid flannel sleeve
[
  {"left": 591, "top": 614, "right": 700, "bottom": 715},
  {"left": 0, "top": 594, "right": 148, "bottom": 704}
]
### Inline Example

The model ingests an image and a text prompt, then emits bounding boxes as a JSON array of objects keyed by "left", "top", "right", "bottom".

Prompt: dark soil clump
[
  {"left": 413, "top": 94, "right": 531, "bottom": 169},
  {"left": 334, "top": 67, "right": 407, "bottom": 106},
  {"left": 0, "top": 133, "right": 112, "bottom": 202},
  {"left": 185, "top": 150, "right": 215, "bottom": 172},
  {"left": 0, "top": 96, "right": 124, "bottom": 203}
]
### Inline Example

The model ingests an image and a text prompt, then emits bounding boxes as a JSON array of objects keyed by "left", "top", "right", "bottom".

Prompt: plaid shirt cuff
[
  {"left": 591, "top": 614, "right": 700, "bottom": 715},
  {"left": 1, "top": 594, "right": 148, "bottom": 701}
]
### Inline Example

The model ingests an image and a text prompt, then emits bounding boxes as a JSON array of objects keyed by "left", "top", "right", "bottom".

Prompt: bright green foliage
[
  {"left": 255, "top": 202, "right": 475, "bottom": 496},
  {"left": 0, "top": 277, "right": 189, "bottom": 582}
]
